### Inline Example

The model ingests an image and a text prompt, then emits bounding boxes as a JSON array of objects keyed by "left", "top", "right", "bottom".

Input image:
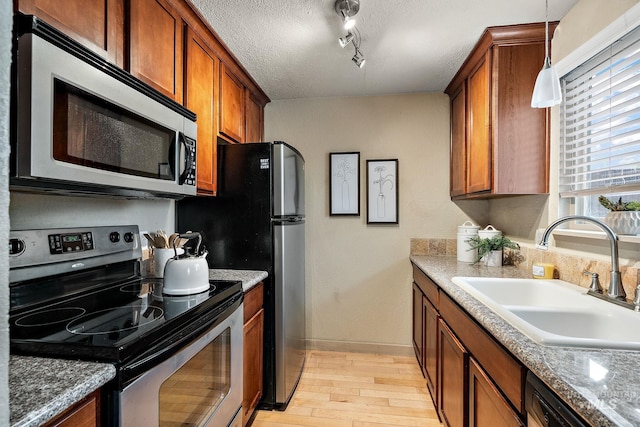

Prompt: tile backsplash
[{"left": 410, "top": 238, "right": 640, "bottom": 297}]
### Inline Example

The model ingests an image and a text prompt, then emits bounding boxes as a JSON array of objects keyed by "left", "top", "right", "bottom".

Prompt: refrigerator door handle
[{"left": 273, "top": 216, "right": 304, "bottom": 223}]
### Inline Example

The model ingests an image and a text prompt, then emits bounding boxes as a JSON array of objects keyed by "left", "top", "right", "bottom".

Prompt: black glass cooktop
[{"left": 10, "top": 278, "right": 242, "bottom": 364}]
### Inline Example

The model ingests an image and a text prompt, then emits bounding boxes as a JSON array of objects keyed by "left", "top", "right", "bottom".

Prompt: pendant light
[{"left": 531, "top": 0, "right": 562, "bottom": 108}]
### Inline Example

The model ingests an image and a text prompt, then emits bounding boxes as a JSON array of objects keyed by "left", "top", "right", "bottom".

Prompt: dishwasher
[{"left": 526, "top": 372, "right": 589, "bottom": 427}]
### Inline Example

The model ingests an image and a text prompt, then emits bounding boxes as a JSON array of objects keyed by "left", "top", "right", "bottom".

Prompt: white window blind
[{"left": 560, "top": 24, "right": 640, "bottom": 204}]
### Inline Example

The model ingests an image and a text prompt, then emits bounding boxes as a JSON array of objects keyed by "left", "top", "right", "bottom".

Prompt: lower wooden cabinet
[
  {"left": 43, "top": 390, "right": 99, "bottom": 427},
  {"left": 412, "top": 283, "right": 424, "bottom": 371},
  {"left": 469, "top": 358, "right": 525, "bottom": 427},
  {"left": 412, "top": 263, "right": 526, "bottom": 427},
  {"left": 438, "top": 320, "right": 468, "bottom": 427},
  {"left": 243, "top": 282, "right": 264, "bottom": 426},
  {"left": 424, "top": 295, "right": 439, "bottom": 405}
]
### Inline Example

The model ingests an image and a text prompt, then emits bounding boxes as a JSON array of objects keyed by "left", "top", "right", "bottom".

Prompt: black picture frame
[
  {"left": 366, "top": 159, "right": 399, "bottom": 224},
  {"left": 329, "top": 152, "right": 360, "bottom": 216}
]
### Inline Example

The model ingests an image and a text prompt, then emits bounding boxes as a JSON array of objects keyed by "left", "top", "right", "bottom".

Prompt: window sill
[{"left": 551, "top": 229, "right": 640, "bottom": 245}]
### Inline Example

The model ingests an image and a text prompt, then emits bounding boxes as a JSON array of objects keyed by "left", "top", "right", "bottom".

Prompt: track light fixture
[
  {"left": 334, "top": 0, "right": 365, "bottom": 69},
  {"left": 339, "top": 32, "right": 354, "bottom": 48}
]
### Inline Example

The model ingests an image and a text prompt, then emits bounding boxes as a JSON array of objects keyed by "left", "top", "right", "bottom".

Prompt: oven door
[{"left": 119, "top": 302, "right": 243, "bottom": 427}]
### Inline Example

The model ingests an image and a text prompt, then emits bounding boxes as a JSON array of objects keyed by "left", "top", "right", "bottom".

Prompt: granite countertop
[
  {"left": 209, "top": 268, "right": 268, "bottom": 292},
  {"left": 9, "top": 269, "right": 267, "bottom": 427},
  {"left": 9, "top": 356, "right": 115, "bottom": 427},
  {"left": 411, "top": 255, "right": 640, "bottom": 427}
]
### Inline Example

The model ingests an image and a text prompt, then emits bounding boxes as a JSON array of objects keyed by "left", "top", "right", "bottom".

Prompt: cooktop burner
[
  {"left": 15, "top": 307, "right": 86, "bottom": 327},
  {"left": 10, "top": 278, "right": 242, "bottom": 364}
]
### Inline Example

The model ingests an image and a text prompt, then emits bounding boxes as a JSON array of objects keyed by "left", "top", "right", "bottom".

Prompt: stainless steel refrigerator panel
[
  {"left": 273, "top": 143, "right": 305, "bottom": 218},
  {"left": 274, "top": 220, "right": 306, "bottom": 405}
]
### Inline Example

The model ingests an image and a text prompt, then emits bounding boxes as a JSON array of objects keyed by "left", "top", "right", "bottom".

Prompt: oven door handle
[{"left": 121, "top": 296, "right": 241, "bottom": 382}]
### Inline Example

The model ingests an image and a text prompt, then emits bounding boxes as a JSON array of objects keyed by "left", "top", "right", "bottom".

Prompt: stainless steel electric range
[{"left": 9, "top": 225, "right": 244, "bottom": 427}]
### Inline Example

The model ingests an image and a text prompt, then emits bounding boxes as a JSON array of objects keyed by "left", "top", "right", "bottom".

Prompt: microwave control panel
[{"left": 183, "top": 135, "right": 196, "bottom": 186}]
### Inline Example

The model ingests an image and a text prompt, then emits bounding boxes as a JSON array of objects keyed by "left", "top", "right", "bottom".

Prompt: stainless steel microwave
[{"left": 11, "top": 16, "right": 197, "bottom": 199}]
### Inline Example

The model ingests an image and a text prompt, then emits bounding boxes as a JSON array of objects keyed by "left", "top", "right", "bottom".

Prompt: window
[{"left": 560, "top": 24, "right": 640, "bottom": 220}]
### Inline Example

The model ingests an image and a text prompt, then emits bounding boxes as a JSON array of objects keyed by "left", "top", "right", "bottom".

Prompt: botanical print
[
  {"left": 373, "top": 164, "right": 394, "bottom": 218},
  {"left": 367, "top": 159, "right": 398, "bottom": 224},
  {"left": 330, "top": 152, "right": 360, "bottom": 215}
]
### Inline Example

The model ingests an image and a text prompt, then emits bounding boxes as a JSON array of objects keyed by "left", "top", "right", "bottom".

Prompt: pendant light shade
[
  {"left": 531, "top": 0, "right": 562, "bottom": 108},
  {"left": 531, "top": 57, "right": 562, "bottom": 108}
]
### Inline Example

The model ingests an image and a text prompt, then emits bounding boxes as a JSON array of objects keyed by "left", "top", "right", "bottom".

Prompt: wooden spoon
[{"left": 143, "top": 233, "right": 156, "bottom": 248}]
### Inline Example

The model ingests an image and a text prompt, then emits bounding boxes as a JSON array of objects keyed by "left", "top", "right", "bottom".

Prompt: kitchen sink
[{"left": 451, "top": 277, "right": 640, "bottom": 350}]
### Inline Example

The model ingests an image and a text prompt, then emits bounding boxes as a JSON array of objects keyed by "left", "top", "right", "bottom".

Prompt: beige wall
[{"left": 265, "top": 94, "right": 486, "bottom": 352}]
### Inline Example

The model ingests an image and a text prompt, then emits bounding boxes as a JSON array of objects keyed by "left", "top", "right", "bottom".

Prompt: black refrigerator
[{"left": 176, "top": 141, "right": 306, "bottom": 409}]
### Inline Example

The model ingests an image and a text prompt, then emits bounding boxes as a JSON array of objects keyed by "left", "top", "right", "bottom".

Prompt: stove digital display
[{"left": 49, "top": 232, "right": 94, "bottom": 254}]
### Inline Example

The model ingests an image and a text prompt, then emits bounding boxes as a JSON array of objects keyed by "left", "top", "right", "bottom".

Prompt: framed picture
[
  {"left": 329, "top": 152, "right": 360, "bottom": 216},
  {"left": 366, "top": 159, "right": 398, "bottom": 224}
]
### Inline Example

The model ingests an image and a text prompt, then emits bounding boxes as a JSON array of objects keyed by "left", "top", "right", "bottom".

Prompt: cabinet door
[
  {"left": 243, "top": 308, "right": 264, "bottom": 426},
  {"left": 412, "top": 283, "right": 425, "bottom": 373},
  {"left": 185, "top": 27, "right": 219, "bottom": 195},
  {"left": 129, "top": 0, "right": 183, "bottom": 101},
  {"left": 438, "top": 320, "right": 468, "bottom": 427},
  {"left": 43, "top": 390, "right": 99, "bottom": 427},
  {"left": 220, "top": 64, "right": 246, "bottom": 143},
  {"left": 450, "top": 84, "right": 467, "bottom": 197},
  {"left": 466, "top": 53, "right": 491, "bottom": 194},
  {"left": 17, "top": 0, "right": 124, "bottom": 66},
  {"left": 245, "top": 90, "right": 263, "bottom": 143},
  {"left": 469, "top": 358, "right": 524, "bottom": 427},
  {"left": 493, "top": 43, "right": 549, "bottom": 194},
  {"left": 424, "top": 296, "right": 438, "bottom": 406}
]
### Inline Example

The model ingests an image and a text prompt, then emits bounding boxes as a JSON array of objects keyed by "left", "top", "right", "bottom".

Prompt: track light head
[
  {"left": 343, "top": 16, "right": 356, "bottom": 30},
  {"left": 339, "top": 33, "right": 354, "bottom": 48},
  {"left": 352, "top": 49, "right": 365, "bottom": 68}
]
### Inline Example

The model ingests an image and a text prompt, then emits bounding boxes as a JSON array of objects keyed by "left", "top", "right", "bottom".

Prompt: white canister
[
  {"left": 478, "top": 225, "right": 502, "bottom": 240},
  {"left": 457, "top": 221, "right": 480, "bottom": 263}
]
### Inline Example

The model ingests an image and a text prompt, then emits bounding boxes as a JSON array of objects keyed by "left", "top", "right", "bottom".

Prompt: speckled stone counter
[
  {"left": 411, "top": 255, "right": 640, "bottom": 427},
  {"left": 209, "top": 268, "right": 268, "bottom": 292},
  {"left": 9, "top": 356, "right": 115, "bottom": 427}
]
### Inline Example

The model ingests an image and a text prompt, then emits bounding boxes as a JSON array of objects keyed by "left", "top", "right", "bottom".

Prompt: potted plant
[
  {"left": 598, "top": 196, "right": 640, "bottom": 235},
  {"left": 466, "top": 235, "right": 520, "bottom": 266}
]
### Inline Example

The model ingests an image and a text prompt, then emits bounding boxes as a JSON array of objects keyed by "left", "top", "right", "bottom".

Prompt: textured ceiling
[{"left": 189, "top": 0, "right": 578, "bottom": 101}]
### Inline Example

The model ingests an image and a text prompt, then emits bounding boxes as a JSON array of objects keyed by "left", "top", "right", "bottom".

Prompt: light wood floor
[{"left": 253, "top": 350, "right": 443, "bottom": 427}]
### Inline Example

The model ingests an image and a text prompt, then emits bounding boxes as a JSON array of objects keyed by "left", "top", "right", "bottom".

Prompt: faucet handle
[
  {"left": 583, "top": 270, "right": 602, "bottom": 293},
  {"left": 633, "top": 284, "right": 640, "bottom": 312}
]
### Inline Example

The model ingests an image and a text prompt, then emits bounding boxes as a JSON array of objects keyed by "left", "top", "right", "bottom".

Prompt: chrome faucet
[{"left": 537, "top": 215, "right": 626, "bottom": 300}]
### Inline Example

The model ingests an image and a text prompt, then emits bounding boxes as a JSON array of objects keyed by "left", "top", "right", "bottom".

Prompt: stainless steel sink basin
[{"left": 451, "top": 277, "right": 640, "bottom": 350}]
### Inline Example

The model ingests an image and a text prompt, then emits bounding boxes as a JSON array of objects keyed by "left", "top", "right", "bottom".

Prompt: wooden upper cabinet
[
  {"left": 185, "top": 27, "right": 219, "bottom": 195},
  {"left": 466, "top": 54, "right": 491, "bottom": 194},
  {"left": 17, "top": 0, "right": 124, "bottom": 66},
  {"left": 129, "top": 0, "right": 183, "bottom": 102},
  {"left": 220, "top": 64, "right": 246, "bottom": 143},
  {"left": 450, "top": 84, "right": 467, "bottom": 197},
  {"left": 445, "top": 23, "right": 553, "bottom": 199},
  {"left": 245, "top": 90, "right": 263, "bottom": 143}
]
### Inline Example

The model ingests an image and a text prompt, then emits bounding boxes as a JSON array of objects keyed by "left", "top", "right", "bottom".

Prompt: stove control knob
[
  {"left": 9, "top": 238, "right": 25, "bottom": 256},
  {"left": 123, "top": 232, "right": 134, "bottom": 243},
  {"left": 109, "top": 232, "right": 121, "bottom": 243}
]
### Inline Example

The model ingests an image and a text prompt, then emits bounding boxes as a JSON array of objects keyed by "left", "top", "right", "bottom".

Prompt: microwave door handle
[{"left": 177, "top": 132, "right": 189, "bottom": 185}]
